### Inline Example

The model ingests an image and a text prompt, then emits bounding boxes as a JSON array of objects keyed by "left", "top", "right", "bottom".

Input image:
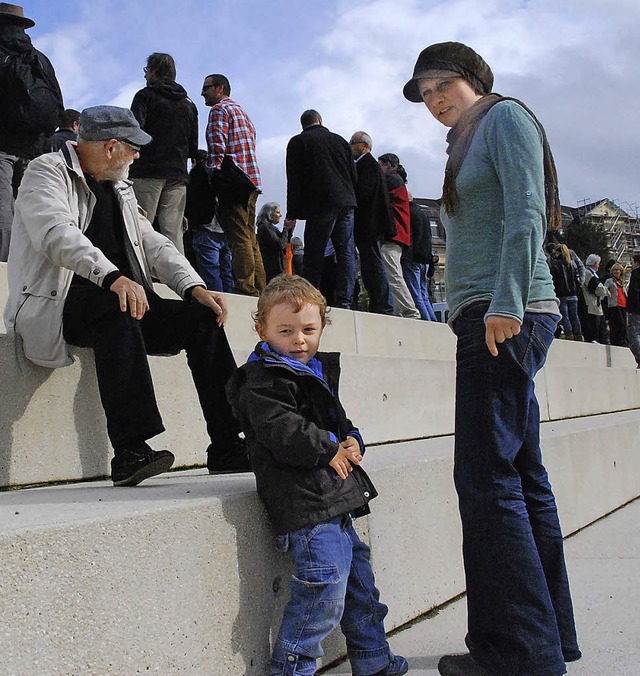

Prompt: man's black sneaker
[
  {"left": 111, "top": 444, "right": 175, "bottom": 486},
  {"left": 438, "top": 653, "right": 494, "bottom": 675},
  {"left": 207, "top": 438, "right": 251, "bottom": 474}
]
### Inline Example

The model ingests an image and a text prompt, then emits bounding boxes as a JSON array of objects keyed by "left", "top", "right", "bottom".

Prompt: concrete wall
[{"left": 2, "top": 261, "right": 640, "bottom": 674}]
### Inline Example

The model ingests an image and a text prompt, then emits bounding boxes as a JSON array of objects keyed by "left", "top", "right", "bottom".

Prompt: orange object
[{"left": 284, "top": 243, "right": 294, "bottom": 275}]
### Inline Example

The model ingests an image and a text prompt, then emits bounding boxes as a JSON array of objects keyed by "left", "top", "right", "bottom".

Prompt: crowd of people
[{"left": 545, "top": 242, "right": 640, "bottom": 366}]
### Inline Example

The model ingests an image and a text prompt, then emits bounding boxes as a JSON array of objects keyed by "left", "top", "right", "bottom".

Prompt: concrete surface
[{"left": 323, "top": 498, "right": 640, "bottom": 676}]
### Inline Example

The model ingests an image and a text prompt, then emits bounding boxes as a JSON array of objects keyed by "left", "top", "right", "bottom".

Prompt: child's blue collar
[{"left": 249, "top": 342, "right": 325, "bottom": 381}]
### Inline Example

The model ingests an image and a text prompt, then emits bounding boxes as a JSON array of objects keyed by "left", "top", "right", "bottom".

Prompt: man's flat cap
[{"left": 78, "top": 106, "right": 152, "bottom": 146}]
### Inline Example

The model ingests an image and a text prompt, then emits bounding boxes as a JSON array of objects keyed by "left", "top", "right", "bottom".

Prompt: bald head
[{"left": 349, "top": 131, "right": 372, "bottom": 159}]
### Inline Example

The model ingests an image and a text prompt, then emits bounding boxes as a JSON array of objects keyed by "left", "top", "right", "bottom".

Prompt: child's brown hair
[{"left": 253, "top": 274, "right": 331, "bottom": 330}]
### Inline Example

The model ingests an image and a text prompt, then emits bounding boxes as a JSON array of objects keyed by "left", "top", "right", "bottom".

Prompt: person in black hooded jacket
[
  {"left": 0, "top": 3, "right": 63, "bottom": 261},
  {"left": 130, "top": 52, "right": 198, "bottom": 254}
]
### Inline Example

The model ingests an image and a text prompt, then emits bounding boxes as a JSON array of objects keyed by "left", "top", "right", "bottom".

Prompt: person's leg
[
  {"left": 154, "top": 179, "right": 187, "bottom": 254},
  {"left": 217, "top": 190, "right": 262, "bottom": 296},
  {"left": 302, "top": 211, "right": 337, "bottom": 289},
  {"left": 401, "top": 258, "right": 428, "bottom": 320},
  {"left": 132, "top": 178, "right": 164, "bottom": 227},
  {"left": 218, "top": 235, "right": 235, "bottom": 293},
  {"left": 627, "top": 312, "right": 640, "bottom": 367},
  {"left": 452, "top": 304, "right": 575, "bottom": 675},
  {"left": 355, "top": 233, "right": 394, "bottom": 315},
  {"left": 191, "top": 227, "right": 224, "bottom": 291},
  {"left": 558, "top": 297, "right": 572, "bottom": 337},
  {"left": 328, "top": 207, "right": 357, "bottom": 309},
  {"left": 566, "top": 296, "right": 582, "bottom": 339},
  {"left": 340, "top": 518, "right": 408, "bottom": 675},
  {"left": 421, "top": 265, "right": 438, "bottom": 321},
  {"left": 0, "top": 151, "right": 17, "bottom": 261},
  {"left": 271, "top": 518, "right": 350, "bottom": 676},
  {"left": 246, "top": 190, "right": 266, "bottom": 292},
  {"left": 380, "top": 242, "right": 420, "bottom": 319}
]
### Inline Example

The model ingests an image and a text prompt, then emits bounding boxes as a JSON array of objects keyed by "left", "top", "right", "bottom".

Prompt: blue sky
[{"left": 23, "top": 0, "right": 640, "bottom": 218}]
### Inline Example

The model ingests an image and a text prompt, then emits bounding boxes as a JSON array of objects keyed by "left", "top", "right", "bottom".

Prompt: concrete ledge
[{"left": 1, "top": 412, "right": 639, "bottom": 675}]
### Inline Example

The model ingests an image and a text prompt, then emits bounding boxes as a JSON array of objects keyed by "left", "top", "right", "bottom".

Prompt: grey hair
[
  {"left": 351, "top": 131, "right": 372, "bottom": 150},
  {"left": 586, "top": 254, "right": 601, "bottom": 267},
  {"left": 257, "top": 201, "right": 281, "bottom": 227}
]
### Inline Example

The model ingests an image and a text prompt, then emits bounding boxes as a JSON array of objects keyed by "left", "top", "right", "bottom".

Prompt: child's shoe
[{"left": 365, "top": 654, "right": 409, "bottom": 675}]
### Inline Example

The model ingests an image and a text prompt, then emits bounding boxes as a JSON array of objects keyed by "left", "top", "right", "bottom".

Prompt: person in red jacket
[{"left": 378, "top": 153, "right": 419, "bottom": 318}]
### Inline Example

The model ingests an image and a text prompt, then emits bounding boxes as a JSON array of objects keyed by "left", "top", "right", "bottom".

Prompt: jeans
[
  {"left": 558, "top": 296, "right": 582, "bottom": 338},
  {"left": 380, "top": 242, "right": 419, "bottom": 319},
  {"left": 271, "top": 515, "right": 397, "bottom": 676},
  {"left": 63, "top": 285, "right": 240, "bottom": 449},
  {"left": 217, "top": 189, "right": 265, "bottom": 296},
  {"left": 401, "top": 259, "right": 437, "bottom": 321},
  {"left": 191, "top": 227, "right": 234, "bottom": 292},
  {"left": 453, "top": 303, "right": 580, "bottom": 675},
  {"left": 303, "top": 207, "right": 356, "bottom": 309},
  {"left": 354, "top": 231, "right": 393, "bottom": 315},
  {"left": 132, "top": 178, "right": 187, "bottom": 254}
]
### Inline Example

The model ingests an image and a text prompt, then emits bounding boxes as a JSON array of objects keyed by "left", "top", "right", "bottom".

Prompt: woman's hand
[{"left": 485, "top": 315, "right": 521, "bottom": 357}]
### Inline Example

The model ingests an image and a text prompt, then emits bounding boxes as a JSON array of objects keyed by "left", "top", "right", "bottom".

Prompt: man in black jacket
[
  {"left": 284, "top": 110, "right": 357, "bottom": 309},
  {"left": 0, "top": 2, "right": 63, "bottom": 261},
  {"left": 349, "top": 131, "right": 395, "bottom": 315},
  {"left": 130, "top": 52, "right": 198, "bottom": 254}
]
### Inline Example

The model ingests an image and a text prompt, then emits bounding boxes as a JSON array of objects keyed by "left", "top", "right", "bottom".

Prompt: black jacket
[
  {"left": 285, "top": 124, "right": 357, "bottom": 219},
  {"left": 129, "top": 80, "right": 198, "bottom": 182},
  {"left": 627, "top": 267, "right": 640, "bottom": 314},
  {"left": 184, "top": 161, "right": 215, "bottom": 228},
  {"left": 257, "top": 222, "right": 290, "bottom": 282},
  {"left": 549, "top": 256, "right": 578, "bottom": 298},
  {"left": 353, "top": 151, "right": 396, "bottom": 240},
  {"left": 0, "top": 25, "right": 63, "bottom": 159},
  {"left": 226, "top": 344, "right": 377, "bottom": 534},
  {"left": 404, "top": 201, "right": 432, "bottom": 264}
]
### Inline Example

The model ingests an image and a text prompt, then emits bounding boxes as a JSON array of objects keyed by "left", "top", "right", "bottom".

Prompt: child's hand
[
  {"left": 340, "top": 436, "right": 363, "bottom": 465},
  {"left": 329, "top": 447, "right": 353, "bottom": 480}
]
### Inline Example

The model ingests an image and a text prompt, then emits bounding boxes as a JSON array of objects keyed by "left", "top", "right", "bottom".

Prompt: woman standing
[
  {"left": 605, "top": 263, "right": 628, "bottom": 346},
  {"left": 256, "top": 202, "right": 294, "bottom": 283},
  {"left": 403, "top": 42, "right": 581, "bottom": 676},
  {"left": 547, "top": 243, "right": 584, "bottom": 340}
]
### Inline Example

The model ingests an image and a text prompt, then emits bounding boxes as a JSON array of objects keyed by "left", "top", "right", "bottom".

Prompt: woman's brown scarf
[{"left": 442, "top": 94, "right": 561, "bottom": 231}]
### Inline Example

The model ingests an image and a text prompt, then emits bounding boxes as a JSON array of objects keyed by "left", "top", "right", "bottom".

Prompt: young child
[{"left": 226, "top": 275, "right": 408, "bottom": 676}]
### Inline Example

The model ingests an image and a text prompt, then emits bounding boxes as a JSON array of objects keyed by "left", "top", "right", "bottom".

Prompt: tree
[{"left": 565, "top": 217, "right": 611, "bottom": 264}]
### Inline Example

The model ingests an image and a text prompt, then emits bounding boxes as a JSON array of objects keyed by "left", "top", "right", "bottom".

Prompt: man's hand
[
  {"left": 110, "top": 276, "right": 149, "bottom": 320},
  {"left": 190, "top": 285, "right": 228, "bottom": 327},
  {"left": 485, "top": 315, "right": 521, "bottom": 357}
]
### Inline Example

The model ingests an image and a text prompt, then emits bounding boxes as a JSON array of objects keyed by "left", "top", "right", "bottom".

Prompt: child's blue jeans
[{"left": 271, "top": 514, "right": 396, "bottom": 676}]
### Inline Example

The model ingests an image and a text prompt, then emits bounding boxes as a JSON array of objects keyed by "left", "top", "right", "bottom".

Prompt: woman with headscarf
[{"left": 403, "top": 42, "right": 581, "bottom": 676}]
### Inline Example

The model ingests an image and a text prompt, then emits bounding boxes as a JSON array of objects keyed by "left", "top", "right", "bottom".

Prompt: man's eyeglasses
[
  {"left": 201, "top": 84, "right": 215, "bottom": 92},
  {"left": 119, "top": 140, "right": 141, "bottom": 153}
]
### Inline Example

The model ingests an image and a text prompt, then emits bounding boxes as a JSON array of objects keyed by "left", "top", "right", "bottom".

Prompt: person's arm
[
  {"left": 130, "top": 89, "right": 147, "bottom": 128},
  {"left": 188, "top": 104, "right": 199, "bottom": 160},
  {"left": 206, "top": 104, "right": 228, "bottom": 170},
  {"left": 258, "top": 222, "right": 290, "bottom": 252},
  {"left": 484, "top": 102, "right": 547, "bottom": 324}
]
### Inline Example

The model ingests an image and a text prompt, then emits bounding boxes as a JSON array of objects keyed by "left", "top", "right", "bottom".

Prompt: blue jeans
[
  {"left": 303, "top": 207, "right": 356, "bottom": 309},
  {"left": 271, "top": 515, "right": 397, "bottom": 676},
  {"left": 453, "top": 303, "right": 580, "bottom": 675},
  {"left": 191, "top": 228, "right": 234, "bottom": 293},
  {"left": 401, "top": 259, "right": 437, "bottom": 321},
  {"left": 558, "top": 296, "right": 582, "bottom": 338}
]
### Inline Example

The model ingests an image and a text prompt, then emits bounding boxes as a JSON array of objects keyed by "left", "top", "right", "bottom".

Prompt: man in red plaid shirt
[{"left": 202, "top": 74, "right": 266, "bottom": 296}]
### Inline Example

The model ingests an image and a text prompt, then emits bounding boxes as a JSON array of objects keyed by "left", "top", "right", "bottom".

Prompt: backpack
[{"left": 1, "top": 49, "right": 62, "bottom": 134}]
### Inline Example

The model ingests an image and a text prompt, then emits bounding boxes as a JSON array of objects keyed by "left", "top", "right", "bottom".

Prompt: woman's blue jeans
[
  {"left": 270, "top": 515, "right": 396, "bottom": 676},
  {"left": 558, "top": 295, "right": 582, "bottom": 338},
  {"left": 401, "top": 259, "right": 437, "bottom": 321},
  {"left": 453, "top": 303, "right": 580, "bottom": 675}
]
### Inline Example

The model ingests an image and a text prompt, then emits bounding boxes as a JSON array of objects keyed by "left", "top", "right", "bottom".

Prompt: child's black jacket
[{"left": 226, "top": 343, "right": 378, "bottom": 535}]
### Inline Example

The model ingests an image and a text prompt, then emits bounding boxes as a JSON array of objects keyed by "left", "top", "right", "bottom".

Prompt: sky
[{"left": 22, "top": 0, "right": 640, "bottom": 219}]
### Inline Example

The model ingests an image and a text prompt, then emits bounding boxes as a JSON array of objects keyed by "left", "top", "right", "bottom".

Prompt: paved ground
[{"left": 323, "top": 498, "right": 640, "bottom": 675}]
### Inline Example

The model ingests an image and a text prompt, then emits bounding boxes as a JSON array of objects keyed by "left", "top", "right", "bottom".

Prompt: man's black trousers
[{"left": 63, "top": 284, "right": 240, "bottom": 450}]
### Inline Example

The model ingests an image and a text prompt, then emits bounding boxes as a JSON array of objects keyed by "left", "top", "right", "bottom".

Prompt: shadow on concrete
[{"left": 220, "top": 492, "right": 291, "bottom": 675}]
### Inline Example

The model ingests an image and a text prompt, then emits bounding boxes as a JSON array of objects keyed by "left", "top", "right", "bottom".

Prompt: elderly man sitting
[{"left": 3, "top": 106, "right": 248, "bottom": 485}]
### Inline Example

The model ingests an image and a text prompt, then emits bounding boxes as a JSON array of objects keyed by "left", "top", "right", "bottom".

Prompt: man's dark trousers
[{"left": 63, "top": 284, "right": 240, "bottom": 449}]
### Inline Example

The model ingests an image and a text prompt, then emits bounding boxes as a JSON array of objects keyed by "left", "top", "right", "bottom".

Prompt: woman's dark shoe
[{"left": 438, "top": 653, "right": 494, "bottom": 676}]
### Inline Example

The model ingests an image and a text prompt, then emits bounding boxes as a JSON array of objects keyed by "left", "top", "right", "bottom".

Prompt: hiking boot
[
  {"left": 365, "top": 654, "right": 409, "bottom": 675},
  {"left": 438, "top": 653, "right": 494, "bottom": 676},
  {"left": 111, "top": 443, "right": 175, "bottom": 486},
  {"left": 207, "top": 437, "right": 251, "bottom": 474}
]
